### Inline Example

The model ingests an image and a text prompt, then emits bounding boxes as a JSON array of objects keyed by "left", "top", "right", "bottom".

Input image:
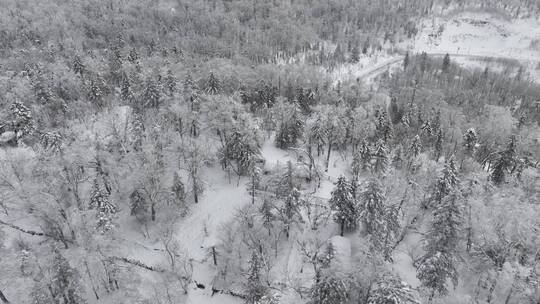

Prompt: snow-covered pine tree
[
  {"left": 33, "top": 77, "right": 53, "bottom": 105},
  {"left": 369, "top": 273, "right": 419, "bottom": 304},
  {"left": 490, "top": 136, "right": 517, "bottom": 185},
  {"left": 429, "top": 155, "right": 459, "bottom": 208},
  {"left": 89, "top": 179, "right": 117, "bottom": 233},
  {"left": 108, "top": 48, "right": 123, "bottom": 85},
  {"left": 226, "top": 129, "right": 261, "bottom": 175},
  {"left": 376, "top": 110, "right": 393, "bottom": 142},
  {"left": 40, "top": 131, "right": 62, "bottom": 153},
  {"left": 309, "top": 273, "right": 351, "bottom": 304},
  {"left": 360, "top": 179, "right": 387, "bottom": 236},
  {"left": 417, "top": 191, "right": 462, "bottom": 301},
  {"left": 130, "top": 111, "right": 144, "bottom": 151},
  {"left": 171, "top": 172, "right": 186, "bottom": 214},
  {"left": 206, "top": 72, "right": 220, "bottom": 94},
  {"left": 434, "top": 129, "right": 444, "bottom": 161},
  {"left": 276, "top": 107, "right": 303, "bottom": 149},
  {"left": 32, "top": 250, "right": 87, "bottom": 304},
  {"left": 260, "top": 197, "right": 276, "bottom": 235},
  {"left": 275, "top": 162, "right": 302, "bottom": 238},
  {"left": 432, "top": 110, "right": 441, "bottom": 132},
  {"left": 329, "top": 176, "right": 358, "bottom": 236},
  {"left": 128, "top": 47, "right": 139, "bottom": 63},
  {"left": 403, "top": 51, "right": 410, "bottom": 70},
  {"left": 10, "top": 100, "right": 34, "bottom": 138},
  {"left": 143, "top": 78, "right": 161, "bottom": 108},
  {"left": 87, "top": 76, "right": 105, "bottom": 107},
  {"left": 408, "top": 134, "right": 422, "bottom": 159},
  {"left": 309, "top": 116, "right": 327, "bottom": 157},
  {"left": 421, "top": 121, "right": 433, "bottom": 137},
  {"left": 247, "top": 166, "right": 261, "bottom": 204},
  {"left": 360, "top": 179, "right": 400, "bottom": 260},
  {"left": 244, "top": 251, "right": 267, "bottom": 304},
  {"left": 73, "top": 55, "right": 85, "bottom": 76},
  {"left": 129, "top": 188, "right": 149, "bottom": 222},
  {"left": 372, "top": 140, "right": 389, "bottom": 175},
  {"left": 183, "top": 72, "right": 195, "bottom": 95},
  {"left": 442, "top": 53, "right": 451, "bottom": 73},
  {"left": 350, "top": 45, "right": 360, "bottom": 63},
  {"left": 392, "top": 144, "right": 404, "bottom": 169},
  {"left": 165, "top": 69, "right": 177, "bottom": 96},
  {"left": 359, "top": 139, "right": 372, "bottom": 171}
]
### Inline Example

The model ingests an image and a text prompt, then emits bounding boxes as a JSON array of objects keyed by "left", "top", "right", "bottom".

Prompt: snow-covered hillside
[{"left": 407, "top": 11, "right": 540, "bottom": 80}]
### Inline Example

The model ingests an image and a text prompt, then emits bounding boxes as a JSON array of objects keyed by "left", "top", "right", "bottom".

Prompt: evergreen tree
[
  {"left": 372, "top": 140, "right": 389, "bottom": 175},
  {"left": 309, "top": 117, "right": 327, "bottom": 157},
  {"left": 441, "top": 53, "right": 451, "bottom": 73},
  {"left": 358, "top": 139, "right": 372, "bottom": 171},
  {"left": 108, "top": 48, "right": 123, "bottom": 85},
  {"left": 275, "top": 109, "right": 303, "bottom": 149},
  {"left": 73, "top": 55, "right": 85, "bottom": 76},
  {"left": 87, "top": 77, "right": 105, "bottom": 107},
  {"left": 419, "top": 52, "right": 428, "bottom": 74},
  {"left": 130, "top": 111, "right": 144, "bottom": 151},
  {"left": 222, "top": 129, "right": 261, "bottom": 175},
  {"left": 403, "top": 52, "right": 410, "bottom": 70},
  {"left": 490, "top": 136, "right": 517, "bottom": 185},
  {"left": 165, "top": 70, "right": 177, "bottom": 96},
  {"left": 430, "top": 155, "right": 459, "bottom": 208},
  {"left": 360, "top": 179, "right": 400, "bottom": 260},
  {"left": 417, "top": 191, "right": 462, "bottom": 300},
  {"left": 143, "top": 78, "right": 161, "bottom": 108},
  {"left": 89, "top": 179, "right": 117, "bottom": 233},
  {"left": 260, "top": 198, "right": 276, "bottom": 235},
  {"left": 434, "top": 129, "right": 443, "bottom": 161},
  {"left": 130, "top": 189, "right": 149, "bottom": 222},
  {"left": 183, "top": 73, "right": 195, "bottom": 94},
  {"left": 376, "top": 110, "right": 393, "bottom": 142},
  {"left": 309, "top": 274, "right": 351, "bottom": 304},
  {"left": 171, "top": 172, "right": 186, "bottom": 213},
  {"left": 277, "top": 162, "right": 301, "bottom": 238},
  {"left": 244, "top": 251, "right": 267, "bottom": 304},
  {"left": 206, "top": 72, "right": 220, "bottom": 94},
  {"left": 421, "top": 121, "right": 432, "bottom": 137},
  {"left": 350, "top": 45, "right": 360, "bottom": 63},
  {"left": 408, "top": 135, "right": 422, "bottom": 158},
  {"left": 392, "top": 145, "right": 404, "bottom": 169},
  {"left": 128, "top": 48, "right": 139, "bottom": 63},
  {"left": 359, "top": 179, "right": 387, "bottom": 236},
  {"left": 247, "top": 166, "right": 261, "bottom": 204},
  {"left": 369, "top": 273, "right": 419, "bottom": 304},
  {"left": 362, "top": 40, "right": 369, "bottom": 54},
  {"left": 296, "top": 87, "right": 315, "bottom": 114},
  {"left": 432, "top": 110, "right": 441, "bottom": 132},
  {"left": 34, "top": 250, "right": 87, "bottom": 304},
  {"left": 10, "top": 100, "right": 34, "bottom": 138},
  {"left": 329, "top": 176, "right": 358, "bottom": 236},
  {"left": 33, "top": 77, "right": 53, "bottom": 105},
  {"left": 121, "top": 74, "right": 132, "bottom": 101}
]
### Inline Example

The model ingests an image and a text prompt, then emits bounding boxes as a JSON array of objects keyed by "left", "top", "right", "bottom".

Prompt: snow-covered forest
[{"left": 0, "top": 0, "right": 539, "bottom": 303}]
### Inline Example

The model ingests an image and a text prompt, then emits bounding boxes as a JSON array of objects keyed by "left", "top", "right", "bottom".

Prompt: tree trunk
[
  {"left": 487, "top": 271, "right": 500, "bottom": 304},
  {"left": 340, "top": 220, "right": 344, "bottom": 237},
  {"left": 325, "top": 140, "right": 332, "bottom": 172},
  {"left": 212, "top": 247, "right": 217, "bottom": 266},
  {"left": 0, "top": 290, "right": 10, "bottom": 304},
  {"left": 151, "top": 203, "right": 156, "bottom": 221}
]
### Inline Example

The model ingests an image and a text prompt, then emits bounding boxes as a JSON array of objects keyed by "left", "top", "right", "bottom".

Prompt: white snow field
[{"left": 408, "top": 11, "right": 540, "bottom": 81}]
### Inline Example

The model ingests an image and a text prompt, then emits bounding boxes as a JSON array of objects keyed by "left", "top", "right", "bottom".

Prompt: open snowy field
[{"left": 407, "top": 11, "right": 540, "bottom": 80}]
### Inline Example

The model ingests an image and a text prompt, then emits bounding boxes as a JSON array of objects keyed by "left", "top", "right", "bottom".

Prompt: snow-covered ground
[
  {"left": 406, "top": 11, "right": 540, "bottom": 80},
  {"left": 410, "top": 12, "right": 540, "bottom": 61}
]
